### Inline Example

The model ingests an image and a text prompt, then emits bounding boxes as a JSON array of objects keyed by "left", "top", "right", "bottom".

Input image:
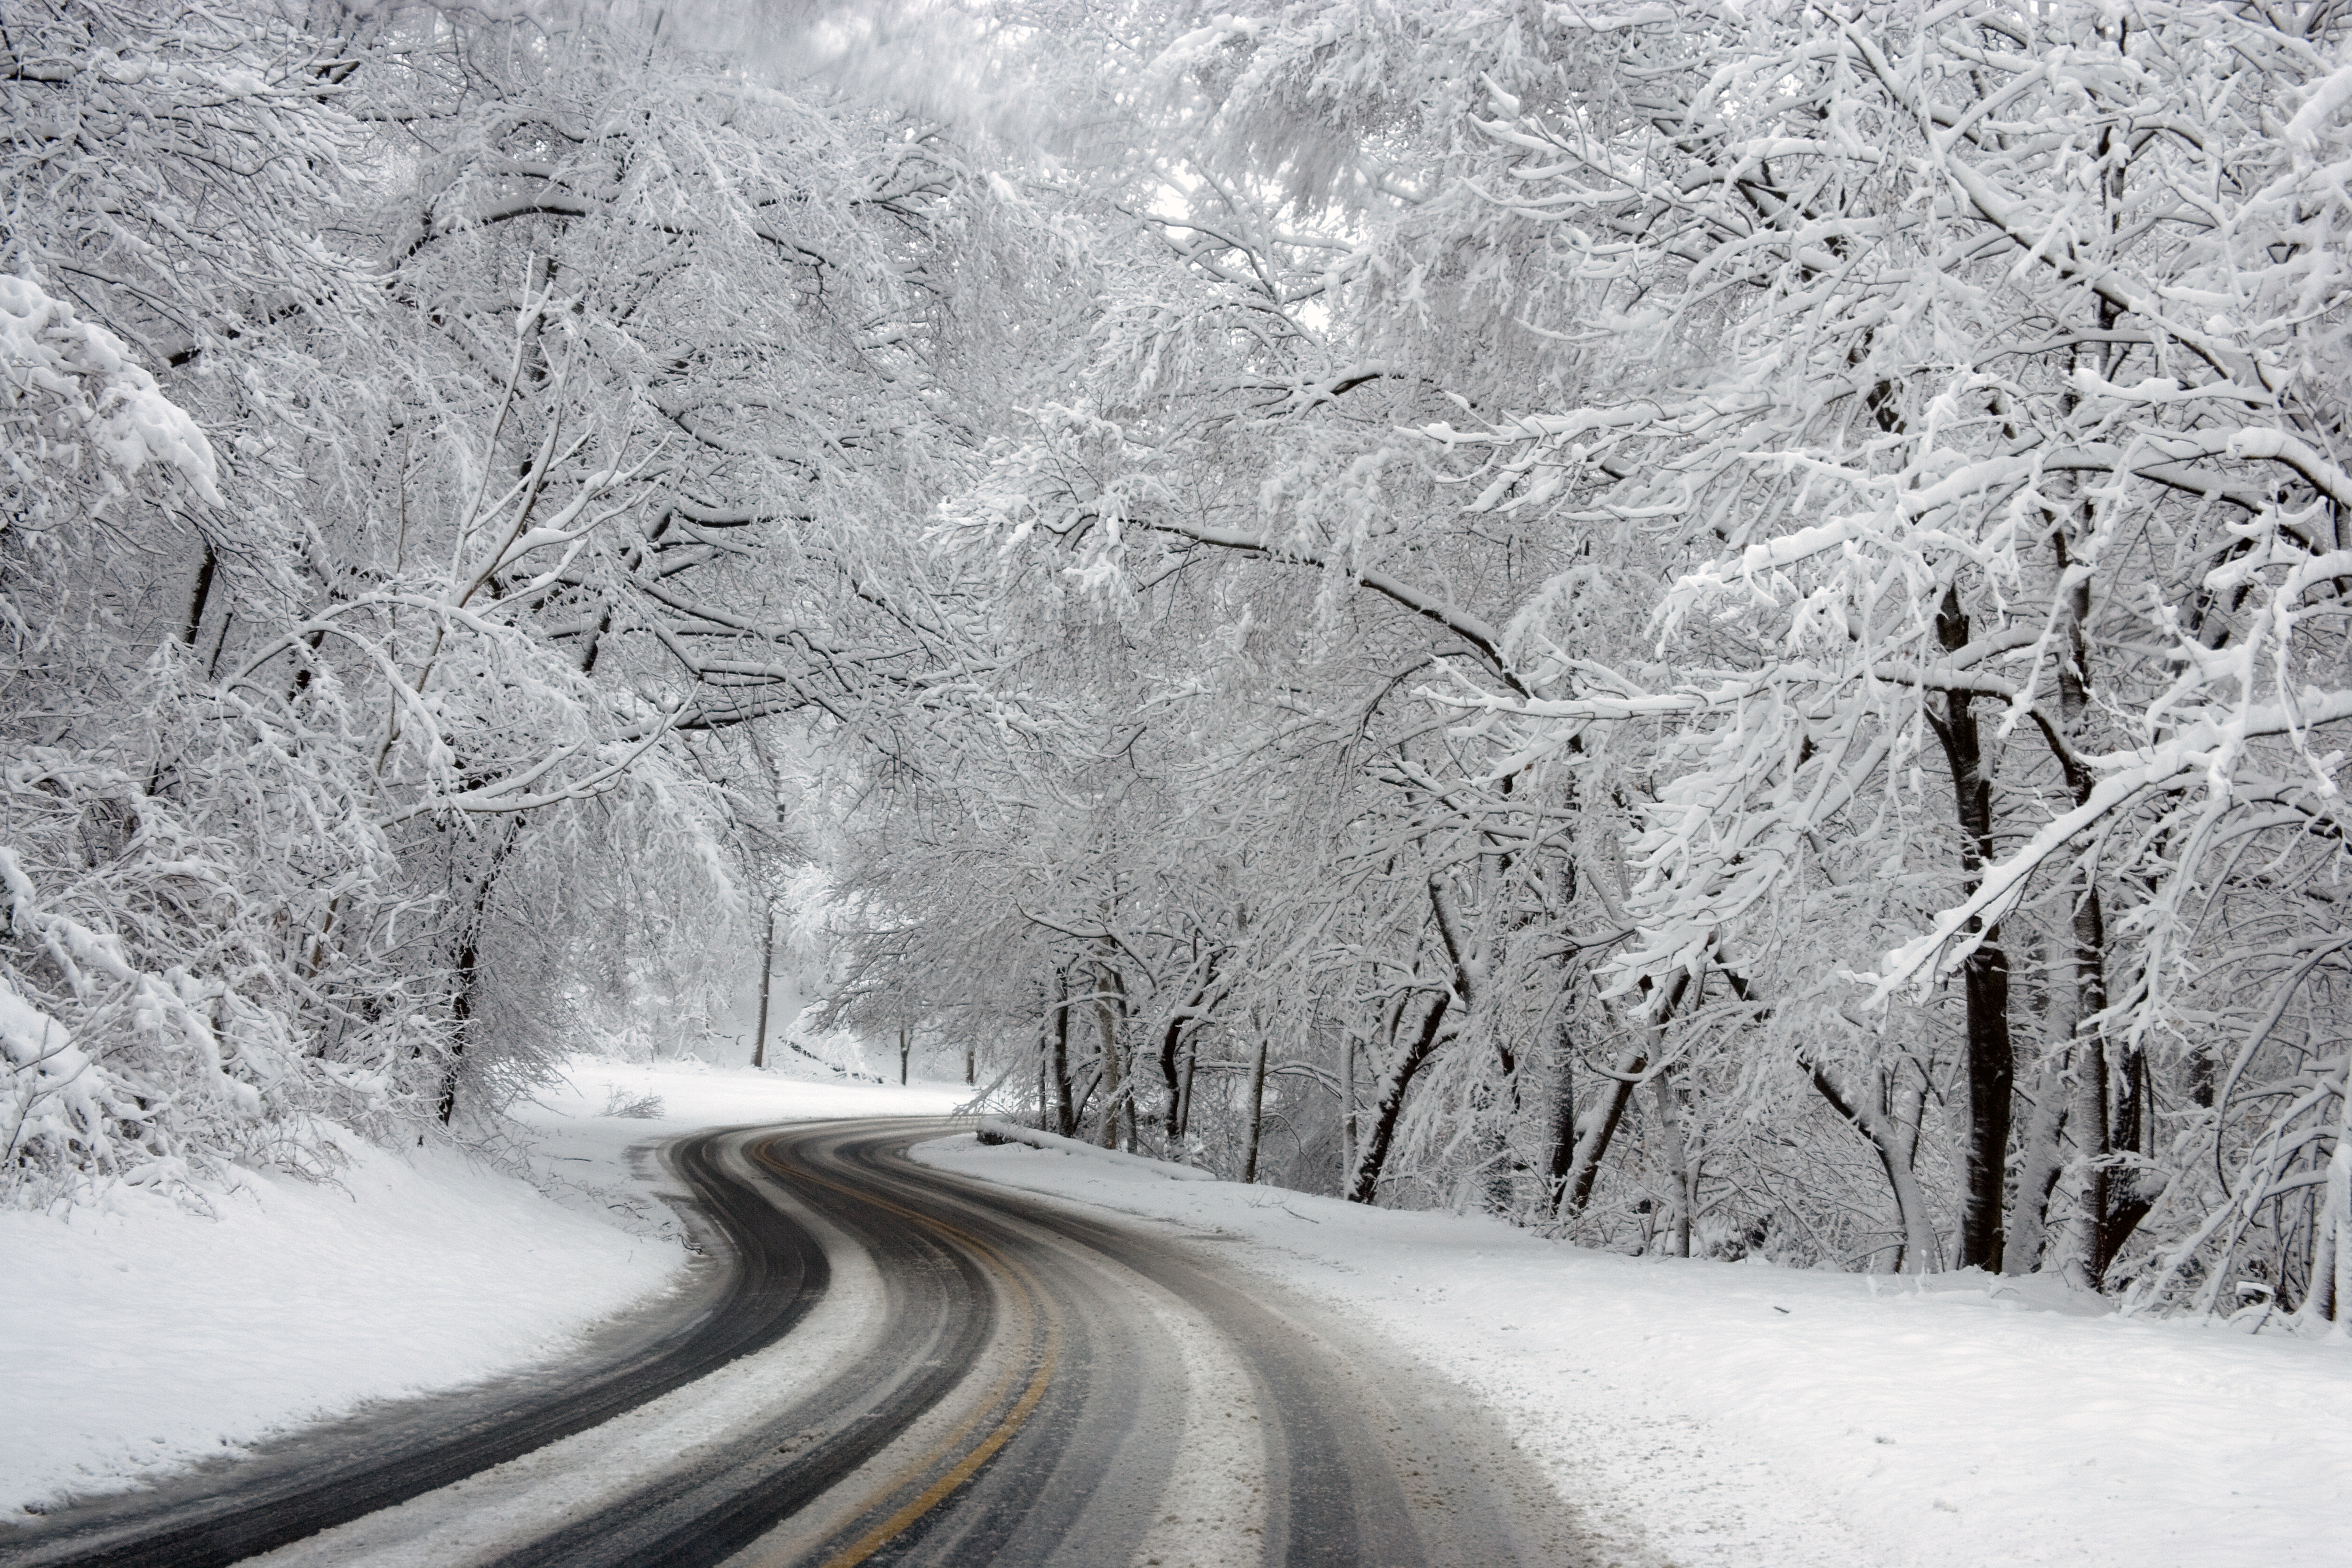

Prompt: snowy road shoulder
[
  {"left": 0, "top": 1056, "right": 966, "bottom": 1522},
  {"left": 913, "top": 1134, "right": 2352, "bottom": 1568}
]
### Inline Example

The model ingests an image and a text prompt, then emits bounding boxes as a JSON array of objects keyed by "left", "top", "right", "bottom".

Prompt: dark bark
[
  {"left": 1177, "top": 1028, "right": 1199, "bottom": 1142},
  {"left": 1159, "top": 1011, "right": 1187, "bottom": 1133},
  {"left": 1346, "top": 991, "right": 1451, "bottom": 1203},
  {"left": 1558, "top": 971, "right": 1690, "bottom": 1216},
  {"left": 181, "top": 539, "right": 217, "bottom": 648},
  {"left": 751, "top": 905, "right": 775, "bottom": 1068},
  {"left": 1541, "top": 856, "right": 1584, "bottom": 1202},
  {"left": 1241, "top": 1029, "right": 1270, "bottom": 1183},
  {"left": 203, "top": 606, "right": 235, "bottom": 681},
  {"left": 2096, "top": 1179, "right": 2160, "bottom": 1282},
  {"left": 1566, "top": 1053, "right": 1641, "bottom": 1214},
  {"left": 1095, "top": 962, "right": 1130, "bottom": 1151},
  {"left": 1159, "top": 957, "right": 1217, "bottom": 1138},
  {"left": 1543, "top": 1043, "right": 1577, "bottom": 1201},
  {"left": 439, "top": 817, "right": 524, "bottom": 1123},
  {"left": 1926, "top": 583, "right": 2014, "bottom": 1272},
  {"left": 1051, "top": 968, "right": 1076, "bottom": 1137}
]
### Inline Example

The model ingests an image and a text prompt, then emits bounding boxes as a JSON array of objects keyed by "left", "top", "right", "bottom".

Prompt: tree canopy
[{"left": 7, "top": 0, "right": 2351, "bottom": 1331}]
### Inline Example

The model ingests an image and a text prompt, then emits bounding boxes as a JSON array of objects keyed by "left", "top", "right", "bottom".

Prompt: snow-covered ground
[
  {"left": 9, "top": 1057, "right": 2344, "bottom": 1568},
  {"left": 917, "top": 1132, "right": 2352, "bottom": 1568},
  {"left": 0, "top": 1055, "right": 967, "bottom": 1519}
]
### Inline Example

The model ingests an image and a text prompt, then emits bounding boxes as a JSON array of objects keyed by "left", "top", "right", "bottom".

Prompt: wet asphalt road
[{"left": 1, "top": 1120, "right": 1598, "bottom": 1568}]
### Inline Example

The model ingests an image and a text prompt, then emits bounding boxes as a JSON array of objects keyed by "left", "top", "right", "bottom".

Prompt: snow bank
[
  {"left": 916, "top": 1135, "right": 2352, "bottom": 1568},
  {"left": 0, "top": 1129, "right": 671, "bottom": 1517},
  {"left": 0, "top": 1055, "right": 969, "bottom": 1520},
  {"left": 972, "top": 1115, "right": 1217, "bottom": 1179}
]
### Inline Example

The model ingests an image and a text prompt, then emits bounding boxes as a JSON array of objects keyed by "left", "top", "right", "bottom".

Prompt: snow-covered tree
[{"left": 2, "top": 0, "right": 1047, "bottom": 1199}]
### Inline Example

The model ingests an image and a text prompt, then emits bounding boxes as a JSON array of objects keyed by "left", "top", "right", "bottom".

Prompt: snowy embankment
[
  {"left": 0, "top": 1056, "right": 967, "bottom": 1519},
  {"left": 918, "top": 1133, "right": 2351, "bottom": 1568}
]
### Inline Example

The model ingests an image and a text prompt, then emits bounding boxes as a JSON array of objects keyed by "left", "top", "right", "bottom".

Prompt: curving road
[{"left": 3, "top": 1119, "right": 1599, "bottom": 1568}]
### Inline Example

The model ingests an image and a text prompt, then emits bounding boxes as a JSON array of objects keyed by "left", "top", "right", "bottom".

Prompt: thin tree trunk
[
  {"left": 1542, "top": 988, "right": 1580, "bottom": 1210},
  {"left": 203, "top": 606, "right": 236, "bottom": 681},
  {"left": 1159, "top": 967, "right": 1215, "bottom": 1138},
  {"left": 752, "top": 904, "right": 775, "bottom": 1069},
  {"left": 1241, "top": 1027, "right": 1270, "bottom": 1184},
  {"left": 1340, "top": 1028, "right": 1356, "bottom": 1195},
  {"left": 1348, "top": 991, "right": 1450, "bottom": 1203},
  {"left": 2321, "top": 1087, "right": 2352, "bottom": 1326},
  {"left": 1176, "top": 1027, "right": 1199, "bottom": 1145},
  {"left": 1538, "top": 847, "right": 1585, "bottom": 1205},
  {"left": 2048, "top": 309, "right": 2147, "bottom": 1282},
  {"left": 1810, "top": 1063, "right": 1937, "bottom": 1273},
  {"left": 439, "top": 816, "right": 525, "bottom": 1123},
  {"left": 1052, "top": 969, "right": 1075, "bottom": 1137},
  {"left": 1096, "top": 972, "right": 1124, "bottom": 1152},
  {"left": 1557, "top": 973, "right": 1690, "bottom": 1216},
  {"left": 2071, "top": 840, "right": 2117, "bottom": 1280},
  {"left": 1651, "top": 1072, "right": 1694, "bottom": 1257},
  {"left": 181, "top": 539, "right": 217, "bottom": 649},
  {"left": 898, "top": 1025, "right": 909, "bottom": 1086}
]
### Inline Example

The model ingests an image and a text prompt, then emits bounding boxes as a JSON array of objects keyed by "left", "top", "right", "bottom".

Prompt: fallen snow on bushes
[
  {"left": 0, "top": 1055, "right": 965, "bottom": 1518},
  {"left": 916, "top": 1134, "right": 2352, "bottom": 1568}
]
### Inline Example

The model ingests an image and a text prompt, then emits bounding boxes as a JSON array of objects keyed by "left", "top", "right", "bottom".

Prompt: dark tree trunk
[
  {"left": 439, "top": 817, "right": 524, "bottom": 1123},
  {"left": 1095, "top": 971, "right": 1124, "bottom": 1151},
  {"left": 1177, "top": 1029, "right": 1199, "bottom": 1143},
  {"left": 1241, "top": 1029, "right": 1270, "bottom": 1184},
  {"left": 1544, "top": 1062, "right": 1576, "bottom": 1204},
  {"left": 1565, "top": 1053, "right": 1641, "bottom": 1215},
  {"left": 1958, "top": 938, "right": 2014, "bottom": 1271},
  {"left": 1927, "top": 584, "right": 2014, "bottom": 1272},
  {"left": 1347, "top": 991, "right": 1450, "bottom": 1203},
  {"left": 1557, "top": 972, "right": 1690, "bottom": 1216},
  {"left": 1051, "top": 969, "right": 1076, "bottom": 1137},
  {"left": 181, "top": 539, "right": 217, "bottom": 649},
  {"left": 752, "top": 905, "right": 775, "bottom": 1069},
  {"left": 1159, "top": 960, "right": 1216, "bottom": 1138},
  {"left": 1542, "top": 957, "right": 1588, "bottom": 1209},
  {"left": 1160, "top": 1011, "right": 1187, "bottom": 1135}
]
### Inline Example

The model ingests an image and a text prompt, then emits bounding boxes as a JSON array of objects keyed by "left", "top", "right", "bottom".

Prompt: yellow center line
[
  {"left": 814, "top": 1318, "right": 1062, "bottom": 1568},
  {"left": 746, "top": 1135, "right": 1065, "bottom": 1568}
]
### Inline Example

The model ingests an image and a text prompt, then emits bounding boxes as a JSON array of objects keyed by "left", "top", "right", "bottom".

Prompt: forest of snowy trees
[{"left": 6, "top": 0, "right": 2351, "bottom": 1328}]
